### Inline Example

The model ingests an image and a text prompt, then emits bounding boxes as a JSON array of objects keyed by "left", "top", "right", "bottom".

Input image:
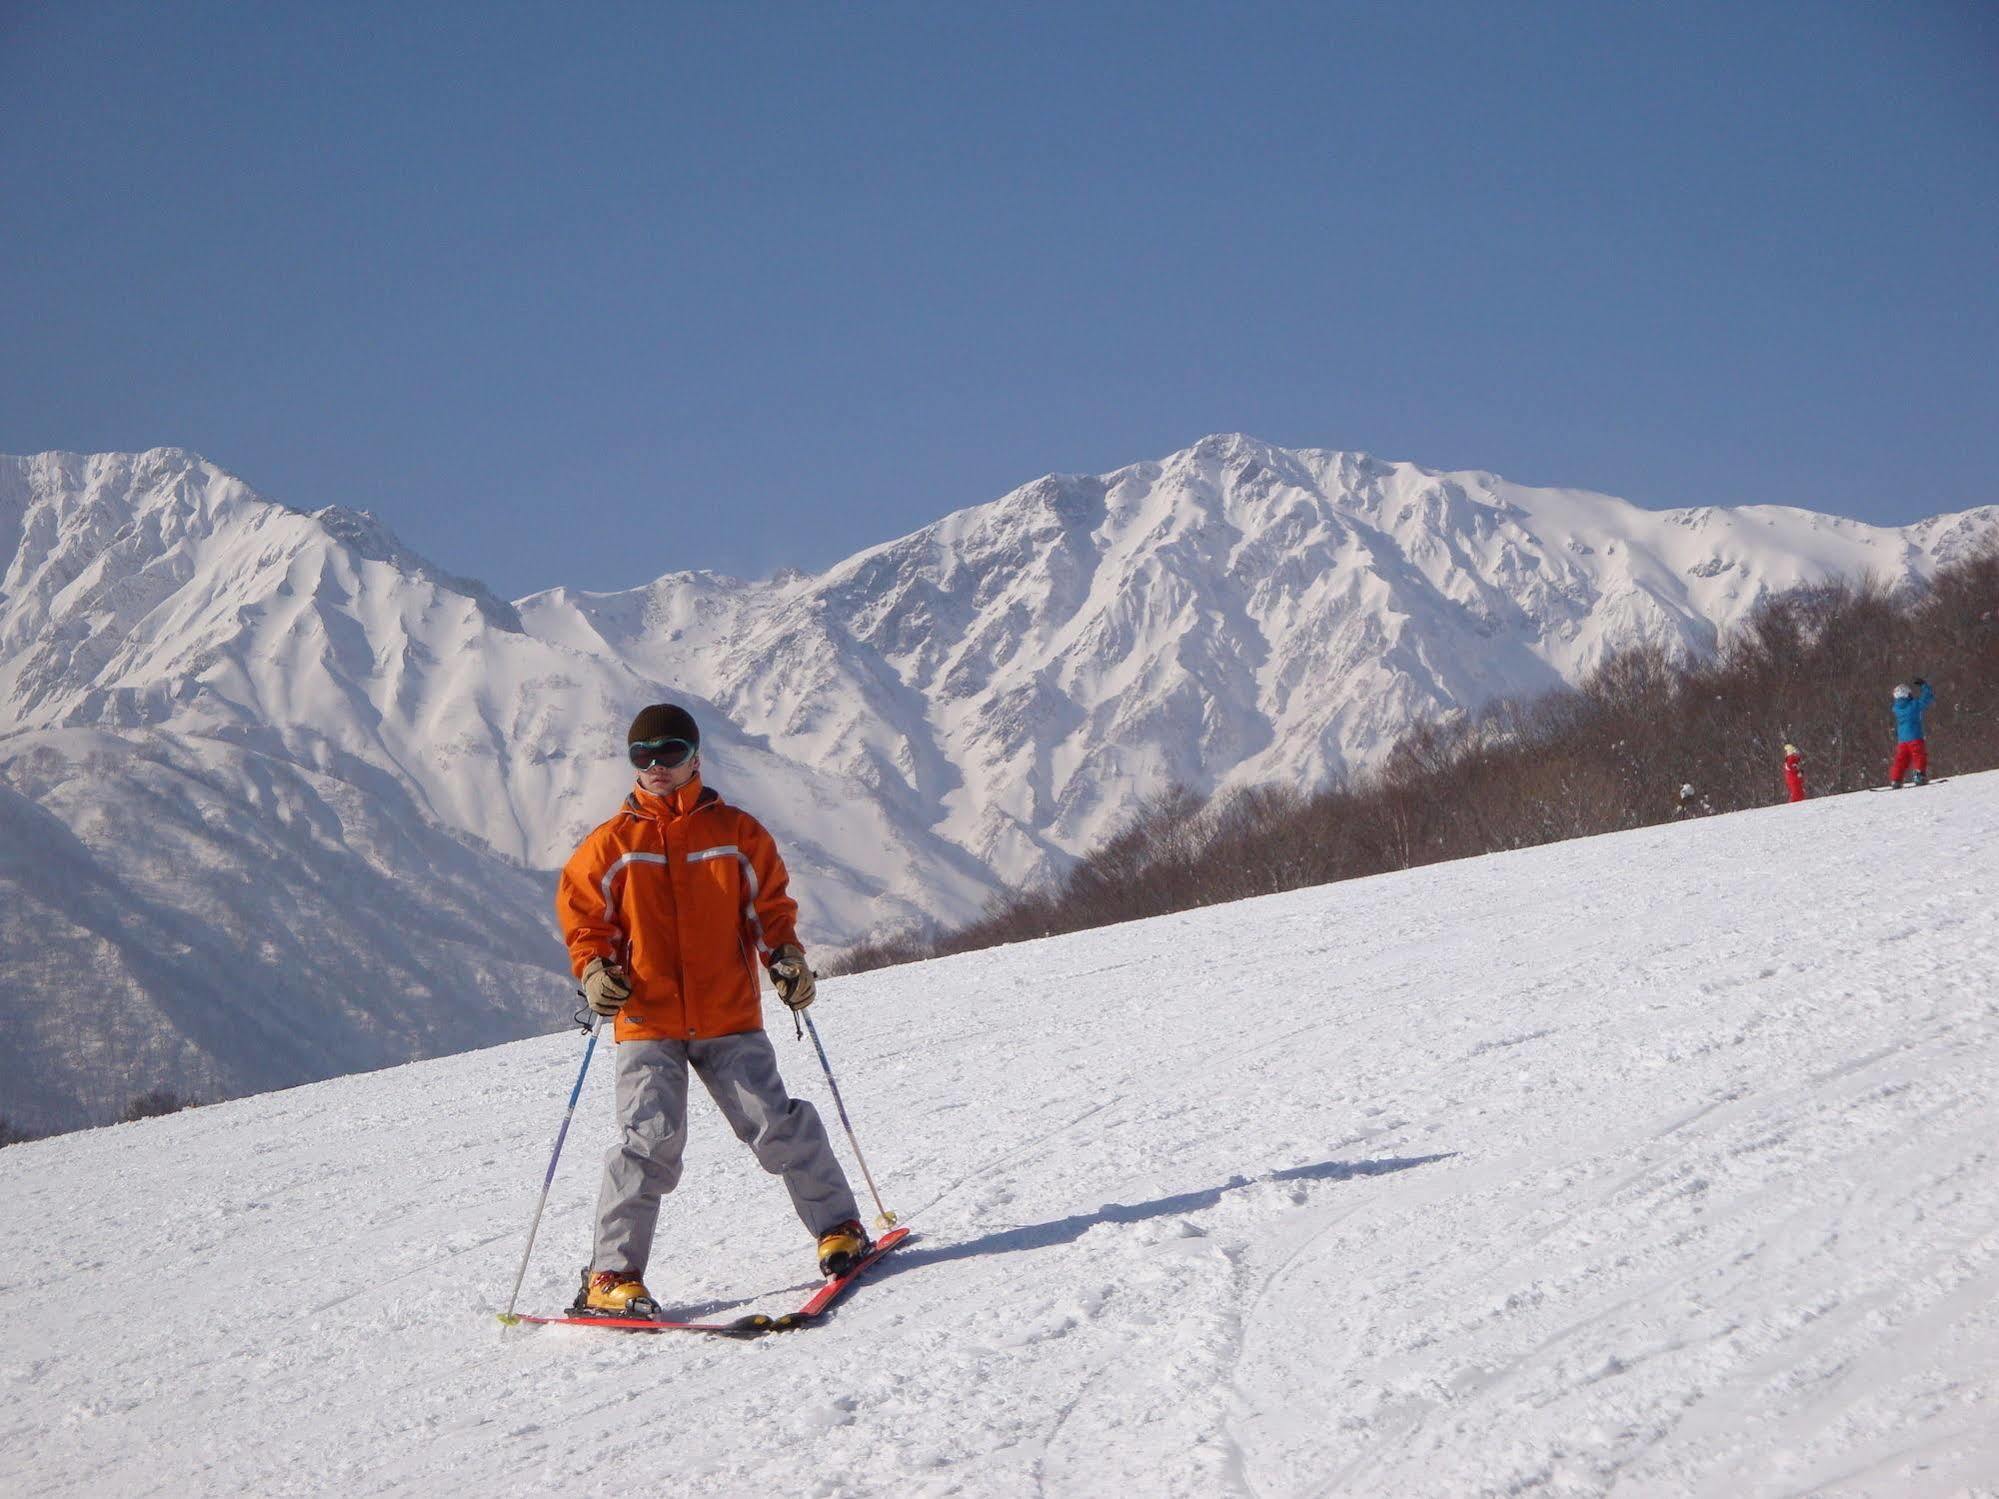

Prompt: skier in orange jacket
[{"left": 555, "top": 703, "right": 867, "bottom": 1315}]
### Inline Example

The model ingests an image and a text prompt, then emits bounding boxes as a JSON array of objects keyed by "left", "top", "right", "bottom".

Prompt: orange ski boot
[{"left": 816, "top": 1220, "right": 871, "bottom": 1278}]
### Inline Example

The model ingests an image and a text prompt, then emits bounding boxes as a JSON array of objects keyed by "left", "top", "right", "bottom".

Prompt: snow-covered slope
[
  {"left": 0, "top": 722, "right": 591, "bottom": 1127},
  {"left": 3, "top": 773, "right": 1994, "bottom": 1497}
]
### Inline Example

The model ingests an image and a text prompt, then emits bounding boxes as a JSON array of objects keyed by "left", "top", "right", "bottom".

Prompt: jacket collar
[{"left": 625, "top": 773, "right": 716, "bottom": 822}]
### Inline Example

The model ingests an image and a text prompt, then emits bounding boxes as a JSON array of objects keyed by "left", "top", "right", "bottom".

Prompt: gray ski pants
[{"left": 592, "top": 1030, "right": 859, "bottom": 1276}]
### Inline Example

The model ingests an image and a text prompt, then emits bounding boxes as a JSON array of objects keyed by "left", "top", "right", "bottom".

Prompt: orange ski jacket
[{"left": 555, "top": 775, "right": 801, "bottom": 1043}]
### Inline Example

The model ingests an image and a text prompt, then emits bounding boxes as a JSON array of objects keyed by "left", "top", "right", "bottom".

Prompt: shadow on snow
[
  {"left": 648, "top": 1153, "right": 1452, "bottom": 1320},
  {"left": 879, "top": 1153, "right": 1455, "bottom": 1277}
]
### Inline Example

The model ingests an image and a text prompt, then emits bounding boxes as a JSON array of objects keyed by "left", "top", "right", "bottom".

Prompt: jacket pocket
[{"left": 686, "top": 846, "right": 742, "bottom": 910}]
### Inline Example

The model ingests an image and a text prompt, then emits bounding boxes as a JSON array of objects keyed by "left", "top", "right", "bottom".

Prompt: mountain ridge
[
  {"left": 523, "top": 431, "right": 1993, "bottom": 887},
  {"left": 2, "top": 436, "right": 1992, "bottom": 1129}
]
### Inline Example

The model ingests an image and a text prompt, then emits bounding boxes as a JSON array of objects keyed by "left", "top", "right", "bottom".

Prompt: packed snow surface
[{"left": 3, "top": 778, "right": 1996, "bottom": 1496}]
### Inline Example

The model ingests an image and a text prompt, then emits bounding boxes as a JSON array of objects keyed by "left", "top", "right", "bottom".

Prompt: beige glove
[
  {"left": 768, "top": 944, "right": 816, "bottom": 1011},
  {"left": 580, "top": 956, "right": 632, "bottom": 1017}
]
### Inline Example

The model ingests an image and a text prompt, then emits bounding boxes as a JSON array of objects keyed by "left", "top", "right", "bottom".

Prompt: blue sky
[{"left": 4, "top": 1, "right": 1995, "bottom": 598}]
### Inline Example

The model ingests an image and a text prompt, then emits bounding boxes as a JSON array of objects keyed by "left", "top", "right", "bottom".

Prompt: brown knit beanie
[{"left": 628, "top": 703, "right": 699, "bottom": 747}]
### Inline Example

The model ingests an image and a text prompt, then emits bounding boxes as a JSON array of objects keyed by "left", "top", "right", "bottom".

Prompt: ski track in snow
[{"left": 3, "top": 776, "right": 1997, "bottom": 1497}]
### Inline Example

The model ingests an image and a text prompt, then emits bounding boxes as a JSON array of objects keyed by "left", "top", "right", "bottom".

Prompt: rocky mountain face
[
  {"left": 522, "top": 434, "right": 1993, "bottom": 889},
  {"left": 2, "top": 439, "right": 1989, "bottom": 1129},
  {"left": 0, "top": 450, "right": 982, "bottom": 1130}
]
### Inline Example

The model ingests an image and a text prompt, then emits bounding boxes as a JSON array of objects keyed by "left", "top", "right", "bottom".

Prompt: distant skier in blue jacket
[{"left": 1888, "top": 679, "right": 1935, "bottom": 788}]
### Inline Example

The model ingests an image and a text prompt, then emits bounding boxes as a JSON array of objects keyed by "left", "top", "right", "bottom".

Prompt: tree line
[
  {"left": 0, "top": 1089, "right": 200, "bottom": 1148},
  {"left": 831, "top": 549, "right": 1998, "bottom": 976}
]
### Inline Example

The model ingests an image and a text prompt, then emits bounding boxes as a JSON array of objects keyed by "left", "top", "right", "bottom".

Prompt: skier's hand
[
  {"left": 768, "top": 944, "right": 817, "bottom": 1011},
  {"left": 580, "top": 956, "right": 632, "bottom": 1017}
]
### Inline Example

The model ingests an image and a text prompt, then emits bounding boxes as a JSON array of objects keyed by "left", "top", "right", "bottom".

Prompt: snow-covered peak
[
  {"left": 575, "top": 435, "right": 1992, "bottom": 889},
  {"left": 0, "top": 446, "right": 994, "bottom": 915},
  {"left": 9, "top": 436, "right": 1994, "bottom": 910},
  {"left": 3, "top": 436, "right": 1993, "bottom": 1130},
  {"left": 308, "top": 504, "right": 523, "bottom": 633}
]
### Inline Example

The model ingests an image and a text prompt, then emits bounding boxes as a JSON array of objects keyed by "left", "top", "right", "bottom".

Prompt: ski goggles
[{"left": 628, "top": 736, "right": 697, "bottom": 771}]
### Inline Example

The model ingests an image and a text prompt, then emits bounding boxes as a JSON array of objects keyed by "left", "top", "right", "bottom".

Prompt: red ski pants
[{"left": 1889, "top": 739, "right": 1928, "bottom": 782}]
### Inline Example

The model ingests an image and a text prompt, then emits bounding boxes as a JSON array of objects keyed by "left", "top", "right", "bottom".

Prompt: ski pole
[
  {"left": 802, "top": 1012, "right": 898, "bottom": 1229},
  {"left": 497, "top": 1015, "right": 601, "bottom": 1326}
]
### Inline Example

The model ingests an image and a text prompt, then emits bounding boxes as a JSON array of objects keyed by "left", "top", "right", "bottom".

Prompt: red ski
[{"left": 504, "top": 1226, "right": 910, "bottom": 1337}]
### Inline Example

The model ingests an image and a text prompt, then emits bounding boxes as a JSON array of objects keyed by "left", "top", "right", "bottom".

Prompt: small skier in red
[{"left": 1782, "top": 743, "right": 1805, "bottom": 803}]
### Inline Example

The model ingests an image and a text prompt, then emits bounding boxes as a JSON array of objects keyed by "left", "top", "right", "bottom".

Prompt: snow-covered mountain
[
  {"left": 0, "top": 450, "right": 987, "bottom": 918},
  {"left": 2, "top": 440, "right": 1991, "bottom": 1131},
  {"left": 0, "top": 450, "right": 987, "bottom": 1131},
  {"left": 5, "top": 771, "right": 1995, "bottom": 1496},
  {"left": 0, "top": 726, "right": 562, "bottom": 1130},
  {"left": 523, "top": 433, "right": 1995, "bottom": 886}
]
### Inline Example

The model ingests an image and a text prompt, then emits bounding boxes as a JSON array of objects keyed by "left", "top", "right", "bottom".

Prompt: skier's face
[{"left": 637, "top": 754, "right": 697, "bottom": 796}]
